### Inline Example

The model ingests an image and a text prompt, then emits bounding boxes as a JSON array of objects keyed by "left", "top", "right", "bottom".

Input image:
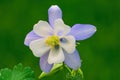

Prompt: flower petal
[
  {"left": 64, "top": 50, "right": 81, "bottom": 70},
  {"left": 33, "top": 20, "right": 53, "bottom": 37},
  {"left": 24, "top": 31, "right": 41, "bottom": 46},
  {"left": 68, "top": 24, "right": 96, "bottom": 40},
  {"left": 40, "top": 52, "right": 53, "bottom": 73},
  {"left": 54, "top": 19, "right": 71, "bottom": 36},
  {"left": 48, "top": 5, "right": 62, "bottom": 27},
  {"left": 60, "top": 35, "right": 75, "bottom": 54},
  {"left": 48, "top": 47, "right": 65, "bottom": 64},
  {"left": 29, "top": 38, "right": 50, "bottom": 57}
]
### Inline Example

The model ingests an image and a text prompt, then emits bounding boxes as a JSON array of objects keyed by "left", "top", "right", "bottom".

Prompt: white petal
[
  {"left": 33, "top": 20, "right": 53, "bottom": 37},
  {"left": 29, "top": 38, "right": 50, "bottom": 57},
  {"left": 54, "top": 19, "right": 71, "bottom": 36},
  {"left": 60, "top": 35, "right": 75, "bottom": 54},
  {"left": 48, "top": 47, "right": 65, "bottom": 64}
]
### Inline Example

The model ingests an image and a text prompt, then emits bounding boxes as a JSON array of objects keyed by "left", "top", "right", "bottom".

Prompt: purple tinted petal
[
  {"left": 40, "top": 52, "right": 53, "bottom": 73},
  {"left": 68, "top": 24, "right": 96, "bottom": 40},
  {"left": 64, "top": 50, "right": 81, "bottom": 70},
  {"left": 48, "top": 5, "right": 62, "bottom": 28},
  {"left": 24, "top": 31, "right": 41, "bottom": 46}
]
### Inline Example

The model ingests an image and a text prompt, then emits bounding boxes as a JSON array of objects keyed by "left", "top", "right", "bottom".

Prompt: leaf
[
  {"left": 0, "top": 63, "right": 35, "bottom": 80},
  {"left": 0, "top": 68, "right": 12, "bottom": 80}
]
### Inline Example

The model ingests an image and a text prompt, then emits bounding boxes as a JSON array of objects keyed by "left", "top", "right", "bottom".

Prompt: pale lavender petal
[
  {"left": 24, "top": 31, "right": 41, "bottom": 46},
  {"left": 64, "top": 50, "right": 81, "bottom": 70},
  {"left": 68, "top": 24, "right": 96, "bottom": 40},
  {"left": 40, "top": 52, "right": 53, "bottom": 73},
  {"left": 48, "top": 5, "right": 62, "bottom": 27}
]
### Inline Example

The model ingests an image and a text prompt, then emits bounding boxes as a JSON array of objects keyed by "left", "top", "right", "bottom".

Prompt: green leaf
[{"left": 0, "top": 63, "right": 35, "bottom": 80}]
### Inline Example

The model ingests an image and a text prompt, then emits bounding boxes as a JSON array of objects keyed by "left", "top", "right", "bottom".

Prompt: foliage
[{"left": 0, "top": 63, "right": 35, "bottom": 80}]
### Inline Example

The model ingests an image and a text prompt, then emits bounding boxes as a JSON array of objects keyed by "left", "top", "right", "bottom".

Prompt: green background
[{"left": 0, "top": 0, "right": 119, "bottom": 80}]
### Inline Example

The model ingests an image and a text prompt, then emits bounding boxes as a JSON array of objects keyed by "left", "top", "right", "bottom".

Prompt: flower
[{"left": 24, "top": 5, "right": 96, "bottom": 73}]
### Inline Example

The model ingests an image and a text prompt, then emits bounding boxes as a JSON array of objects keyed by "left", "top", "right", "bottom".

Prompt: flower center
[{"left": 45, "top": 35, "right": 60, "bottom": 48}]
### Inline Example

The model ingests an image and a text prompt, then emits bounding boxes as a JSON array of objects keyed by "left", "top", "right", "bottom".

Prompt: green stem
[
  {"left": 38, "top": 63, "right": 63, "bottom": 79},
  {"left": 64, "top": 64, "right": 71, "bottom": 73}
]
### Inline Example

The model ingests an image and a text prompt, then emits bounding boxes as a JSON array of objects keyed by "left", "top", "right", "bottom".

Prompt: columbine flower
[{"left": 24, "top": 5, "right": 96, "bottom": 73}]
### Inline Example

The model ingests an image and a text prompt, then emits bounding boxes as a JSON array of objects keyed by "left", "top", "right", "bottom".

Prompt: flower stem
[{"left": 38, "top": 63, "right": 63, "bottom": 79}]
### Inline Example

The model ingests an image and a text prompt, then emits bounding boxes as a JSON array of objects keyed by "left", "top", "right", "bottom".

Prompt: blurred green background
[{"left": 0, "top": 0, "right": 120, "bottom": 80}]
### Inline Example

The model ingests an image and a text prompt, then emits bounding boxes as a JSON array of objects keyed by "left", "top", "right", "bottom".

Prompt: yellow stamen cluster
[{"left": 45, "top": 35, "right": 60, "bottom": 48}]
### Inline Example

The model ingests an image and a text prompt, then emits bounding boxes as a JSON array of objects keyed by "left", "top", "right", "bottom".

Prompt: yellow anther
[{"left": 45, "top": 35, "right": 60, "bottom": 48}]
